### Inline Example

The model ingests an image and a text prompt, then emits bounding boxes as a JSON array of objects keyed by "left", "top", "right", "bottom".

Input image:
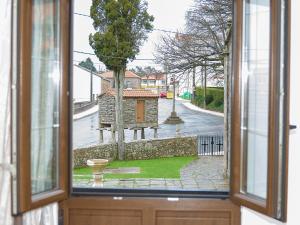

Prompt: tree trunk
[
  {"left": 114, "top": 69, "right": 125, "bottom": 160},
  {"left": 192, "top": 66, "right": 196, "bottom": 102},
  {"left": 204, "top": 62, "right": 207, "bottom": 109}
]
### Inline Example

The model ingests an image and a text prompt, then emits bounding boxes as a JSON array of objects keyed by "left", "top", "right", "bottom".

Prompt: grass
[{"left": 73, "top": 156, "right": 196, "bottom": 180}]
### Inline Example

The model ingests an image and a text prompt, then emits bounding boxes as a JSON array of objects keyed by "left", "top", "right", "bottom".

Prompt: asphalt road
[{"left": 72, "top": 99, "right": 224, "bottom": 149}]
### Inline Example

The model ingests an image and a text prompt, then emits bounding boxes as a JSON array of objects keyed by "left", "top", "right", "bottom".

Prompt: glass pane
[
  {"left": 30, "top": 0, "right": 61, "bottom": 195},
  {"left": 240, "top": 0, "right": 270, "bottom": 199}
]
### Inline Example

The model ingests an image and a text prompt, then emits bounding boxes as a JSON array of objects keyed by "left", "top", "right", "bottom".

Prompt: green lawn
[{"left": 73, "top": 156, "right": 196, "bottom": 179}]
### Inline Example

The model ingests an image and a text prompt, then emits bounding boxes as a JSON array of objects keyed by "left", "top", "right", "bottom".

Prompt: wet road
[{"left": 72, "top": 99, "right": 224, "bottom": 149}]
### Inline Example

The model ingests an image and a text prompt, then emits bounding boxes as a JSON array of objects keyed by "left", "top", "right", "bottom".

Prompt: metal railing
[{"left": 198, "top": 135, "right": 224, "bottom": 156}]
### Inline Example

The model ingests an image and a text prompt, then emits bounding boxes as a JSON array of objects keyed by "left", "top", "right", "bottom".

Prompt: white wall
[
  {"left": 241, "top": 0, "right": 300, "bottom": 224},
  {"left": 73, "top": 65, "right": 102, "bottom": 103}
]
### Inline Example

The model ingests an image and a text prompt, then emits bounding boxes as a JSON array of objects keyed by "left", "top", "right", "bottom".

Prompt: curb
[
  {"left": 73, "top": 105, "right": 98, "bottom": 120},
  {"left": 182, "top": 102, "right": 224, "bottom": 117}
]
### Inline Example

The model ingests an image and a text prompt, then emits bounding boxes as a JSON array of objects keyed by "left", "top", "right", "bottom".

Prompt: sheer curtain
[
  {"left": 0, "top": 0, "right": 13, "bottom": 224},
  {"left": 30, "top": 0, "right": 61, "bottom": 195}
]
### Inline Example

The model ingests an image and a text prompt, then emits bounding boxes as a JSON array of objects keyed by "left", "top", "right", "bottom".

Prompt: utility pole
[{"left": 90, "top": 69, "right": 93, "bottom": 102}]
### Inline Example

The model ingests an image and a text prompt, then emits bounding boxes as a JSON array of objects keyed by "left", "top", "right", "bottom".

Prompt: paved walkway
[{"left": 74, "top": 156, "right": 229, "bottom": 191}]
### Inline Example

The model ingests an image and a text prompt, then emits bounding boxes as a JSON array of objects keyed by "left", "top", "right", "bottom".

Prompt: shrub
[
  {"left": 214, "top": 98, "right": 223, "bottom": 107},
  {"left": 193, "top": 87, "right": 224, "bottom": 112},
  {"left": 205, "top": 94, "right": 214, "bottom": 105}
]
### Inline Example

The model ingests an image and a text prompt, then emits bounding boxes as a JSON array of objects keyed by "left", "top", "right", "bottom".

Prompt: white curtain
[
  {"left": 0, "top": 0, "right": 13, "bottom": 224},
  {"left": 30, "top": 0, "right": 61, "bottom": 194},
  {"left": 22, "top": 203, "right": 58, "bottom": 225}
]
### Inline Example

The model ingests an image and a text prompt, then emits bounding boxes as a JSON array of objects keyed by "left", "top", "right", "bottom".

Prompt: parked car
[{"left": 160, "top": 92, "right": 167, "bottom": 98}]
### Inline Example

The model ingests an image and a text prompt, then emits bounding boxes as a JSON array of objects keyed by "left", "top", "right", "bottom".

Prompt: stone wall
[
  {"left": 98, "top": 94, "right": 115, "bottom": 125},
  {"left": 73, "top": 136, "right": 198, "bottom": 168}
]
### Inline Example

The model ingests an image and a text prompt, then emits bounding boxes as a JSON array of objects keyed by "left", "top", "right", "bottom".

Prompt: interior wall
[
  {"left": 0, "top": 0, "right": 59, "bottom": 225},
  {"left": 241, "top": 0, "right": 300, "bottom": 224}
]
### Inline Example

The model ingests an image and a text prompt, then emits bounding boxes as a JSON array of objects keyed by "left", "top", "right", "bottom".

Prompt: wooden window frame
[
  {"left": 14, "top": 0, "right": 71, "bottom": 214},
  {"left": 230, "top": 0, "right": 290, "bottom": 221}
]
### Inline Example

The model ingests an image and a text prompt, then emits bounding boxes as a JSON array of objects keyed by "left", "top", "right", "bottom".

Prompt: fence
[{"left": 198, "top": 135, "right": 224, "bottom": 156}]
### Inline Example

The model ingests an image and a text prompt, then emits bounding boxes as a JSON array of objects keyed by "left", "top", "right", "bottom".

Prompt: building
[
  {"left": 141, "top": 73, "right": 167, "bottom": 93},
  {"left": 98, "top": 89, "right": 159, "bottom": 140},
  {"left": 100, "top": 70, "right": 141, "bottom": 89},
  {"left": 73, "top": 64, "right": 110, "bottom": 103},
  {"left": 73, "top": 65, "right": 110, "bottom": 114}
]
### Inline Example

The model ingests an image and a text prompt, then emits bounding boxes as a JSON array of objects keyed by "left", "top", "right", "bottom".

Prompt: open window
[
  {"left": 10, "top": 0, "right": 290, "bottom": 223},
  {"left": 12, "top": 0, "right": 71, "bottom": 214},
  {"left": 230, "top": 0, "right": 290, "bottom": 221}
]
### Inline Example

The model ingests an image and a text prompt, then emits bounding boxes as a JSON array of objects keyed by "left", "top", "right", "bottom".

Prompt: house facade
[
  {"left": 100, "top": 70, "right": 142, "bottom": 89},
  {"left": 73, "top": 64, "right": 110, "bottom": 103},
  {"left": 141, "top": 73, "right": 167, "bottom": 93}
]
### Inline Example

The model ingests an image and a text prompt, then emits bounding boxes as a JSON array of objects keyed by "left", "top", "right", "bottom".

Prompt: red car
[{"left": 160, "top": 92, "right": 167, "bottom": 98}]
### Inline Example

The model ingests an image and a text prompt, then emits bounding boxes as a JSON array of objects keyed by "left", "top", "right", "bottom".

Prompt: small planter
[{"left": 87, "top": 159, "right": 109, "bottom": 187}]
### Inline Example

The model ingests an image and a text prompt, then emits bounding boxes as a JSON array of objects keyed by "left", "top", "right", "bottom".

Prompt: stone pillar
[
  {"left": 134, "top": 129, "right": 138, "bottom": 140},
  {"left": 110, "top": 125, "right": 116, "bottom": 143},
  {"left": 141, "top": 128, "right": 145, "bottom": 139},
  {"left": 154, "top": 128, "right": 158, "bottom": 138},
  {"left": 99, "top": 129, "right": 104, "bottom": 143}
]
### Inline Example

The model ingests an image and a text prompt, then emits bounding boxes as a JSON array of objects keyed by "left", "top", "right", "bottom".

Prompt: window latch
[{"left": 289, "top": 125, "right": 297, "bottom": 130}]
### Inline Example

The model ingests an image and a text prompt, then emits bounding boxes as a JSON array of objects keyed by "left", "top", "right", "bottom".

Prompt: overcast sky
[{"left": 73, "top": 0, "right": 194, "bottom": 71}]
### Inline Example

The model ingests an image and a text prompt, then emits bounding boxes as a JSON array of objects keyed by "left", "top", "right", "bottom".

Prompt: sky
[{"left": 73, "top": 0, "right": 194, "bottom": 71}]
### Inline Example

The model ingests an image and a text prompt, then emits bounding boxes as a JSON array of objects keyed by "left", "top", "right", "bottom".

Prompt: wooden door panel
[
  {"left": 63, "top": 197, "right": 240, "bottom": 225},
  {"left": 156, "top": 210, "right": 230, "bottom": 225},
  {"left": 136, "top": 100, "right": 145, "bottom": 123},
  {"left": 69, "top": 209, "right": 142, "bottom": 225}
]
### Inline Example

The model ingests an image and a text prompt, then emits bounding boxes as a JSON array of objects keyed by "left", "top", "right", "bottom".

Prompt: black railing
[{"left": 198, "top": 135, "right": 224, "bottom": 156}]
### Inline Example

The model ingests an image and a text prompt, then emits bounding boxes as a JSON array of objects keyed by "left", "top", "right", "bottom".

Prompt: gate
[{"left": 198, "top": 135, "right": 224, "bottom": 156}]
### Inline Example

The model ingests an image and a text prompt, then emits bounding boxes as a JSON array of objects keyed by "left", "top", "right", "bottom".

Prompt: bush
[
  {"left": 193, "top": 87, "right": 224, "bottom": 112},
  {"left": 205, "top": 94, "right": 214, "bottom": 105},
  {"left": 214, "top": 98, "right": 223, "bottom": 107}
]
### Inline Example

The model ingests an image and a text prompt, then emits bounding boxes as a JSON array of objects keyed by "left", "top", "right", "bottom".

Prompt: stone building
[
  {"left": 98, "top": 89, "right": 159, "bottom": 141},
  {"left": 100, "top": 70, "right": 141, "bottom": 89}
]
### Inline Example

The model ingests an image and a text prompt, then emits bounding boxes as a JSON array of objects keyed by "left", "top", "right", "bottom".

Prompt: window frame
[
  {"left": 230, "top": 0, "right": 290, "bottom": 221},
  {"left": 14, "top": 0, "right": 71, "bottom": 214}
]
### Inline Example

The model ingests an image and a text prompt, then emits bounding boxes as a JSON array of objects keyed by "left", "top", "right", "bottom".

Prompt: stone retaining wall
[{"left": 73, "top": 136, "right": 197, "bottom": 168}]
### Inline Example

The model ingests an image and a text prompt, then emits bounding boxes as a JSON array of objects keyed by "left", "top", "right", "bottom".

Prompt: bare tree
[{"left": 154, "top": 0, "right": 232, "bottom": 91}]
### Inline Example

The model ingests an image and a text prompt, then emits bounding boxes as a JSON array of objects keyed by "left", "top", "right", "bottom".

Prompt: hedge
[{"left": 192, "top": 87, "right": 224, "bottom": 113}]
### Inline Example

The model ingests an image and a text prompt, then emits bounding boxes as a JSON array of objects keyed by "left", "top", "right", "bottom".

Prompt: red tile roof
[
  {"left": 100, "top": 70, "right": 141, "bottom": 79},
  {"left": 106, "top": 89, "right": 159, "bottom": 98},
  {"left": 141, "top": 73, "right": 166, "bottom": 80}
]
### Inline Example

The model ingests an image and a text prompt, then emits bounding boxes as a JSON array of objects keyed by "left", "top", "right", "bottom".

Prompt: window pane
[
  {"left": 240, "top": 0, "right": 270, "bottom": 199},
  {"left": 30, "top": 0, "right": 61, "bottom": 195}
]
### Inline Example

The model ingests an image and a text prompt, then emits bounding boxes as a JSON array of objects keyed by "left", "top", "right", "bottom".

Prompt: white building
[{"left": 73, "top": 64, "right": 107, "bottom": 103}]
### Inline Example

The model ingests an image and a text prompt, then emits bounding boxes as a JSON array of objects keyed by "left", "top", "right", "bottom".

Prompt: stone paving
[{"left": 74, "top": 156, "right": 229, "bottom": 191}]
